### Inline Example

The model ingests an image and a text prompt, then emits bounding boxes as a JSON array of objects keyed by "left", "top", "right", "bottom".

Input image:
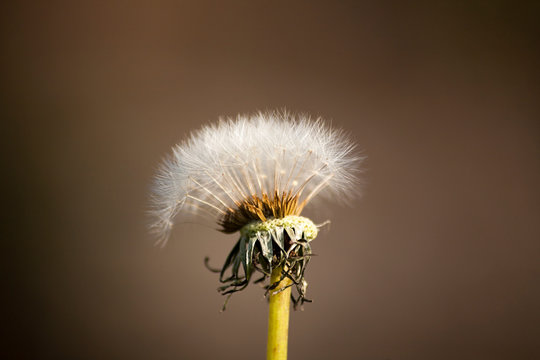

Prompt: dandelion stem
[{"left": 267, "top": 265, "right": 293, "bottom": 360}]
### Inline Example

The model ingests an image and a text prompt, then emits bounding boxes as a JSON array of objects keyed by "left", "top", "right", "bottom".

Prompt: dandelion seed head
[{"left": 150, "top": 110, "right": 364, "bottom": 244}]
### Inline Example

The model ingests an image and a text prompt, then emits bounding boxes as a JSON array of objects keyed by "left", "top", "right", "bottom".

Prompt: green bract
[{"left": 207, "top": 215, "right": 318, "bottom": 310}]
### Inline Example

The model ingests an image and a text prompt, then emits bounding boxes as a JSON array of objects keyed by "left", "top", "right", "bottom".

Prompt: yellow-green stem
[{"left": 267, "top": 265, "right": 293, "bottom": 360}]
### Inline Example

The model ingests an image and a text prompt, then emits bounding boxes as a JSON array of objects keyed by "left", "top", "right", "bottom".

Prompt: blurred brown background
[{"left": 3, "top": 1, "right": 539, "bottom": 359}]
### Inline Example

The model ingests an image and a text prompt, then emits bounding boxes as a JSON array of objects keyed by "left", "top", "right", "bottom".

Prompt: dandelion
[{"left": 150, "top": 110, "right": 364, "bottom": 360}]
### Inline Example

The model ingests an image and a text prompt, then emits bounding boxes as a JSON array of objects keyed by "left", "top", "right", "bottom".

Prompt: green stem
[{"left": 267, "top": 265, "right": 293, "bottom": 360}]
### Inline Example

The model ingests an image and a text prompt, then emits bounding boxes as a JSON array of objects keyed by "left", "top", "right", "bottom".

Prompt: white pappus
[{"left": 150, "top": 110, "right": 363, "bottom": 243}]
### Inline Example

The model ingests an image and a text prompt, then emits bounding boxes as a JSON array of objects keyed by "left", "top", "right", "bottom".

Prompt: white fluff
[{"left": 150, "top": 110, "right": 364, "bottom": 243}]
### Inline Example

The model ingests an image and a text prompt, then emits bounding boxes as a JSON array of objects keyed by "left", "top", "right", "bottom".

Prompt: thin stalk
[{"left": 267, "top": 265, "right": 293, "bottom": 360}]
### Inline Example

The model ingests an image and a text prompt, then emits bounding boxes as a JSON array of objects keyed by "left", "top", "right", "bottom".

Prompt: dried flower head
[{"left": 150, "top": 110, "right": 364, "bottom": 307}]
